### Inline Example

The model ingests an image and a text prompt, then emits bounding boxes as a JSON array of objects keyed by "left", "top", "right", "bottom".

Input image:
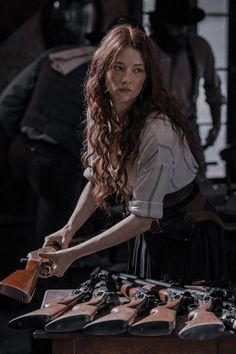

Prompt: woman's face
[{"left": 105, "top": 47, "right": 146, "bottom": 114}]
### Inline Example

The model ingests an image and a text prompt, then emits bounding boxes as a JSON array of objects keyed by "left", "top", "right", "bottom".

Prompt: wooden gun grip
[
  {"left": 8, "top": 293, "right": 81, "bottom": 329},
  {"left": 0, "top": 245, "right": 56, "bottom": 303},
  {"left": 83, "top": 304, "right": 139, "bottom": 335},
  {"left": 45, "top": 296, "right": 105, "bottom": 333},
  {"left": 178, "top": 301, "right": 225, "bottom": 340},
  {"left": 128, "top": 301, "right": 178, "bottom": 336},
  {"left": 0, "top": 259, "right": 39, "bottom": 303}
]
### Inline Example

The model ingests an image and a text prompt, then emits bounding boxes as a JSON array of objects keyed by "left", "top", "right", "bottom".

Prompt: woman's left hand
[{"left": 38, "top": 249, "right": 74, "bottom": 278}]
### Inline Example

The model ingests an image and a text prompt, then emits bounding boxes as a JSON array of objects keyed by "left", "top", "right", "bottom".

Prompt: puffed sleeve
[{"left": 128, "top": 119, "right": 176, "bottom": 219}]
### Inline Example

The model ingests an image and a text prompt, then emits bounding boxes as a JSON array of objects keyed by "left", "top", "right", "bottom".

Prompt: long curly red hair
[{"left": 82, "top": 24, "right": 202, "bottom": 209}]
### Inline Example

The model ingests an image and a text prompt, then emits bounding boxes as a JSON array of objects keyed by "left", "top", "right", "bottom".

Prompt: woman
[{"left": 39, "top": 24, "right": 227, "bottom": 283}]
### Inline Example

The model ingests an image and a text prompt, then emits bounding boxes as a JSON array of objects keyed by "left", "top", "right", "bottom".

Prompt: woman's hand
[
  {"left": 38, "top": 248, "right": 75, "bottom": 277},
  {"left": 42, "top": 226, "right": 74, "bottom": 250}
]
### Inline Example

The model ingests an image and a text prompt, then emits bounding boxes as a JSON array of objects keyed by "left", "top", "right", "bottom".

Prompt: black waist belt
[
  {"left": 156, "top": 178, "right": 224, "bottom": 229},
  {"left": 163, "top": 178, "right": 198, "bottom": 211}
]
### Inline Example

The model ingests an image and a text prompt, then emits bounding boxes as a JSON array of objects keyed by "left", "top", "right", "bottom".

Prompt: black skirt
[
  {"left": 127, "top": 184, "right": 228, "bottom": 284},
  {"left": 127, "top": 220, "right": 228, "bottom": 283}
]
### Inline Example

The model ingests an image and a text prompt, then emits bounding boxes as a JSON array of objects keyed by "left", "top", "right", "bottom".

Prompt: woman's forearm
[
  {"left": 65, "top": 181, "right": 97, "bottom": 235},
  {"left": 67, "top": 213, "right": 153, "bottom": 262},
  {"left": 39, "top": 213, "right": 155, "bottom": 277}
]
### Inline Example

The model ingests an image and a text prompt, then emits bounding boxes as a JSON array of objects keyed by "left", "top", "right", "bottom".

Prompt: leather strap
[
  {"left": 181, "top": 191, "right": 205, "bottom": 212},
  {"left": 190, "top": 209, "right": 224, "bottom": 227},
  {"left": 181, "top": 191, "right": 224, "bottom": 227}
]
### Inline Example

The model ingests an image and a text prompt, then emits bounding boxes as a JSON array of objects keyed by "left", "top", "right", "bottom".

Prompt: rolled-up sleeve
[{"left": 128, "top": 120, "right": 175, "bottom": 219}]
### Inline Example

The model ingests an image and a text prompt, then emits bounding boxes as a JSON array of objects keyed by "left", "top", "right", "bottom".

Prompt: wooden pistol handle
[{"left": 0, "top": 259, "right": 40, "bottom": 303}]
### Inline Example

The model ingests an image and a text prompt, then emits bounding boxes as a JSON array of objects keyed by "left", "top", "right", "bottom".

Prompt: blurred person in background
[
  {"left": 149, "top": 0, "right": 226, "bottom": 172},
  {"left": 0, "top": 0, "right": 103, "bottom": 249}
]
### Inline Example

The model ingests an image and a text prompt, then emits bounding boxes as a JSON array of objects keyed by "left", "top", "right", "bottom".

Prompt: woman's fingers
[
  {"left": 61, "top": 236, "right": 70, "bottom": 249},
  {"left": 43, "top": 237, "right": 62, "bottom": 249},
  {"left": 39, "top": 260, "right": 55, "bottom": 278},
  {"left": 38, "top": 252, "right": 56, "bottom": 278},
  {"left": 38, "top": 251, "right": 55, "bottom": 262},
  {"left": 38, "top": 252, "right": 65, "bottom": 278}
]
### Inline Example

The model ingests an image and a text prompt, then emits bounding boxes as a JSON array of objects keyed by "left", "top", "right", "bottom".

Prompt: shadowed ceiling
[{"left": 0, "top": 0, "right": 45, "bottom": 43}]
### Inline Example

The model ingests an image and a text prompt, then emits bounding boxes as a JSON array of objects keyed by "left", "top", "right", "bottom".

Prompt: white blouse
[{"left": 84, "top": 112, "right": 198, "bottom": 219}]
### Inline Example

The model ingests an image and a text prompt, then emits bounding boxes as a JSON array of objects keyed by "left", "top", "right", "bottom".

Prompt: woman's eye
[
  {"left": 134, "top": 68, "right": 144, "bottom": 73},
  {"left": 114, "top": 66, "right": 123, "bottom": 71}
]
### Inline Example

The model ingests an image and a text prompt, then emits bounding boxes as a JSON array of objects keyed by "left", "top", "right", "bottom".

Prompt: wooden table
[{"left": 34, "top": 329, "right": 236, "bottom": 354}]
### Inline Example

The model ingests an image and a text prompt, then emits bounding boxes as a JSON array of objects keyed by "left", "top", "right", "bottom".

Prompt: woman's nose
[{"left": 121, "top": 70, "right": 132, "bottom": 83}]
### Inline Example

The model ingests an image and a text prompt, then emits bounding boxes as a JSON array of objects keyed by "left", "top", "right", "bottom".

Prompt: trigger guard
[{"left": 39, "top": 261, "right": 54, "bottom": 278}]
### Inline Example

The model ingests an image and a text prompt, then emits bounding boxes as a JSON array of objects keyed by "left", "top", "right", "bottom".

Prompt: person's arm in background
[
  {"left": 201, "top": 38, "right": 226, "bottom": 149},
  {"left": 0, "top": 54, "right": 45, "bottom": 138},
  {"left": 204, "top": 101, "right": 222, "bottom": 149}
]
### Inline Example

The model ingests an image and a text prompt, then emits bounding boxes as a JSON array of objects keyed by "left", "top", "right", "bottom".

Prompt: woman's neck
[{"left": 110, "top": 99, "right": 130, "bottom": 121}]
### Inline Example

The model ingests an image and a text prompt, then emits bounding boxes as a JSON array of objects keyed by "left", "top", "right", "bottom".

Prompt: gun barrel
[
  {"left": 118, "top": 273, "right": 174, "bottom": 289},
  {"left": 117, "top": 273, "right": 210, "bottom": 299}
]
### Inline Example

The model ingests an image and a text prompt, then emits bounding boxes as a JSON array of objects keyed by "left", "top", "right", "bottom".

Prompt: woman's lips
[{"left": 119, "top": 88, "right": 132, "bottom": 92}]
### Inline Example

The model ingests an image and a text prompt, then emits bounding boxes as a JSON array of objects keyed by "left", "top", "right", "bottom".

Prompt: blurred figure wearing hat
[
  {"left": 0, "top": 0, "right": 103, "bottom": 249},
  {"left": 149, "top": 0, "right": 225, "bottom": 170}
]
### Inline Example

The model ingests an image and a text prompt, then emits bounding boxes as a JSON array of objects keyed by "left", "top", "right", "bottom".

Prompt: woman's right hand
[{"left": 42, "top": 226, "right": 73, "bottom": 250}]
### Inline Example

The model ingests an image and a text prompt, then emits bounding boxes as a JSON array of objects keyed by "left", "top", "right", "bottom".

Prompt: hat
[
  {"left": 149, "top": 0, "right": 205, "bottom": 26},
  {"left": 86, "top": 17, "right": 145, "bottom": 45}
]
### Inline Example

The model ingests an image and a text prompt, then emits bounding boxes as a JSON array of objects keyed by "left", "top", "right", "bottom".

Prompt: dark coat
[{"left": 0, "top": 47, "right": 88, "bottom": 159}]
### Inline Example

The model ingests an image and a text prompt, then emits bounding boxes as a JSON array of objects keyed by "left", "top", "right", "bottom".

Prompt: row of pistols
[{"left": 7, "top": 267, "right": 236, "bottom": 340}]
